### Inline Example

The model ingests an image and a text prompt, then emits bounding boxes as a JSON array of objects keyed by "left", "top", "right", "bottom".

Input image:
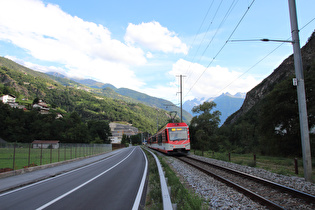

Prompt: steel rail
[
  {"left": 178, "top": 157, "right": 285, "bottom": 210},
  {"left": 186, "top": 156, "right": 315, "bottom": 205}
]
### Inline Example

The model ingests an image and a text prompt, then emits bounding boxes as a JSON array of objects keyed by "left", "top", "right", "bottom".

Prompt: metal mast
[{"left": 288, "top": 0, "right": 312, "bottom": 181}]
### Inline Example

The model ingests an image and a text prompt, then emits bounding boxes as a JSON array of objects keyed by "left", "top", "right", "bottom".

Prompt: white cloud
[
  {"left": 170, "top": 59, "right": 260, "bottom": 100},
  {"left": 125, "top": 21, "right": 188, "bottom": 54},
  {"left": 0, "top": 0, "right": 146, "bottom": 89},
  {"left": 146, "top": 52, "right": 153, "bottom": 58}
]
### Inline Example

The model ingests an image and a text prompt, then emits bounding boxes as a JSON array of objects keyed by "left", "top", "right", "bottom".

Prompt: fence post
[
  {"left": 75, "top": 144, "right": 77, "bottom": 158},
  {"left": 28, "top": 143, "right": 31, "bottom": 167},
  {"left": 58, "top": 144, "right": 60, "bottom": 162},
  {"left": 40, "top": 143, "right": 43, "bottom": 165},
  {"left": 295, "top": 158, "right": 299, "bottom": 174},
  {"left": 50, "top": 144, "right": 52, "bottom": 164},
  {"left": 254, "top": 154, "right": 256, "bottom": 164},
  {"left": 64, "top": 145, "right": 66, "bottom": 161},
  {"left": 228, "top": 153, "right": 231, "bottom": 162},
  {"left": 13, "top": 144, "right": 16, "bottom": 170}
]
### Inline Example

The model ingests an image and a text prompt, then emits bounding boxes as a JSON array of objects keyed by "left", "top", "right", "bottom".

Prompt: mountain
[
  {"left": 225, "top": 31, "right": 315, "bottom": 125},
  {"left": 45, "top": 73, "right": 192, "bottom": 123},
  {"left": 217, "top": 31, "right": 315, "bottom": 156},
  {"left": 183, "top": 93, "right": 245, "bottom": 125},
  {"left": 0, "top": 56, "right": 175, "bottom": 134},
  {"left": 213, "top": 93, "right": 245, "bottom": 125}
]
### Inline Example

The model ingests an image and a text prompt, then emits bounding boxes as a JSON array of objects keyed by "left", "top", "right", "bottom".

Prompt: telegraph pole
[
  {"left": 288, "top": 0, "right": 312, "bottom": 181},
  {"left": 177, "top": 75, "right": 186, "bottom": 122}
]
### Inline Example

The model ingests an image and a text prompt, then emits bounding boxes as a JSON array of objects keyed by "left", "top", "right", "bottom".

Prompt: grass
[
  {"left": 159, "top": 156, "right": 204, "bottom": 209},
  {"left": 143, "top": 149, "right": 162, "bottom": 209},
  {"left": 0, "top": 144, "right": 111, "bottom": 170},
  {"left": 192, "top": 150, "right": 315, "bottom": 181},
  {"left": 143, "top": 148, "right": 205, "bottom": 210}
]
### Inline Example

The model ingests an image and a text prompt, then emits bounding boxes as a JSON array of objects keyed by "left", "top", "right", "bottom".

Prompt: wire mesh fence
[{"left": 0, "top": 143, "right": 112, "bottom": 172}]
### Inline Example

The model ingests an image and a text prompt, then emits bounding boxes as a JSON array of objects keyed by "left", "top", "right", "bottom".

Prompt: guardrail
[{"left": 144, "top": 148, "right": 173, "bottom": 210}]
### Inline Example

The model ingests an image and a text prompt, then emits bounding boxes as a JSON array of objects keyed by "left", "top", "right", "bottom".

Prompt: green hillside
[
  {"left": 53, "top": 73, "right": 193, "bottom": 123},
  {"left": 0, "top": 57, "right": 173, "bottom": 138}
]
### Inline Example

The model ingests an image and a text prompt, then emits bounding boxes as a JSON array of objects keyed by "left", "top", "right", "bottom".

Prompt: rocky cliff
[{"left": 225, "top": 31, "right": 315, "bottom": 125}]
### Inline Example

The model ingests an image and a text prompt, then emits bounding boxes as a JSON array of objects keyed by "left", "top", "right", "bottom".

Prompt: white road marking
[
  {"left": 0, "top": 149, "right": 125, "bottom": 197},
  {"left": 132, "top": 148, "right": 148, "bottom": 210},
  {"left": 36, "top": 148, "right": 136, "bottom": 210}
]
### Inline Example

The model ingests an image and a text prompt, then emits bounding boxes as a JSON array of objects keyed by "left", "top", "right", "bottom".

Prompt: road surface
[{"left": 0, "top": 146, "right": 147, "bottom": 210}]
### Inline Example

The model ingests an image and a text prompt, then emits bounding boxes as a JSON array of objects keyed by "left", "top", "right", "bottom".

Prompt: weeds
[{"left": 143, "top": 148, "right": 204, "bottom": 209}]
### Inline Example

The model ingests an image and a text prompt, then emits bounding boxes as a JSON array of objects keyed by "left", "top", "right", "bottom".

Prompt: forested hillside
[
  {"left": 218, "top": 31, "right": 315, "bottom": 156},
  {"left": 0, "top": 57, "right": 173, "bottom": 143},
  {"left": 46, "top": 72, "right": 193, "bottom": 122}
]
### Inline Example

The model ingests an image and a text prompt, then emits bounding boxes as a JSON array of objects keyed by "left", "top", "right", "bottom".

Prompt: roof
[
  {"left": 32, "top": 140, "right": 60, "bottom": 144},
  {"left": 165, "top": 122, "right": 188, "bottom": 127},
  {"left": 0, "top": 137, "right": 7, "bottom": 144}
]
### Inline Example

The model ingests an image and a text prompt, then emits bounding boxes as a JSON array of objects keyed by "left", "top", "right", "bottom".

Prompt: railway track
[{"left": 177, "top": 156, "right": 315, "bottom": 209}]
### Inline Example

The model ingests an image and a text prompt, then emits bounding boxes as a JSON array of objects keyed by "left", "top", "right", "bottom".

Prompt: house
[
  {"left": 33, "top": 100, "right": 50, "bottom": 112},
  {"left": 109, "top": 123, "right": 138, "bottom": 144},
  {"left": 32, "top": 140, "right": 60, "bottom": 149},
  {"left": 0, "top": 94, "right": 16, "bottom": 104},
  {"left": 0, "top": 137, "right": 7, "bottom": 144},
  {"left": 0, "top": 94, "right": 25, "bottom": 109}
]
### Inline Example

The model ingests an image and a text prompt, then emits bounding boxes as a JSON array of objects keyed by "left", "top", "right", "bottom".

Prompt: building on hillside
[
  {"left": 0, "top": 94, "right": 26, "bottom": 109},
  {"left": 109, "top": 123, "right": 138, "bottom": 144},
  {"left": 33, "top": 100, "right": 50, "bottom": 113},
  {"left": 0, "top": 94, "right": 16, "bottom": 103},
  {"left": 32, "top": 140, "right": 60, "bottom": 149},
  {"left": 0, "top": 137, "right": 7, "bottom": 144}
]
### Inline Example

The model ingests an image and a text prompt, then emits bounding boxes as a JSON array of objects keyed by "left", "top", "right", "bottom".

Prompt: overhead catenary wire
[
  {"left": 186, "top": 0, "right": 238, "bottom": 84},
  {"left": 185, "top": 0, "right": 256, "bottom": 99},
  {"left": 212, "top": 16, "right": 315, "bottom": 97},
  {"left": 185, "top": 0, "right": 222, "bottom": 81}
]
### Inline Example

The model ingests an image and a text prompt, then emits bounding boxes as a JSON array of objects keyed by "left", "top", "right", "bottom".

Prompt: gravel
[{"left": 164, "top": 154, "right": 315, "bottom": 209}]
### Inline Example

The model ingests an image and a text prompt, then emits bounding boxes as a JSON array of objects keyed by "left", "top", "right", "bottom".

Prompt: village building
[
  {"left": 32, "top": 140, "right": 60, "bottom": 149},
  {"left": 109, "top": 122, "right": 138, "bottom": 144},
  {"left": 0, "top": 94, "right": 25, "bottom": 109},
  {"left": 33, "top": 100, "right": 50, "bottom": 113},
  {"left": 0, "top": 94, "right": 16, "bottom": 104}
]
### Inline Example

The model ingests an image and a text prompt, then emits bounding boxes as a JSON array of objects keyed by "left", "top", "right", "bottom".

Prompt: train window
[
  {"left": 158, "top": 134, "right": 162, "bottom": 144},
  {"left": 168, "top": 128, "right": 188, "bottom": 141}
]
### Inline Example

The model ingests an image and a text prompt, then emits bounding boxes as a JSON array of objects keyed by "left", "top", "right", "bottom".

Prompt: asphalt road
[{"left": 0, "top": 146, "right": 148, "bottom": 210}]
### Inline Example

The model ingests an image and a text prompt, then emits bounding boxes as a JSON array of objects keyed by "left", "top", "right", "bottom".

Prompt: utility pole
[
  {"left": 288, "top": 0, "right": 312, "bottom": 181},
  {"left": 177, "top": 75, "right": 186, "bottom": 122}
]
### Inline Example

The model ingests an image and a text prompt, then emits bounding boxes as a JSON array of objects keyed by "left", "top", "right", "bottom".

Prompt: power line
[
  {"left": 211, "top": 17, "right": 315, "bottom": 97},
  {"left": 185, "top": 0, "right": 256, "bottom": 99},
  {"left": 185, "top": 0, "right": 222, "bottom": 81}
]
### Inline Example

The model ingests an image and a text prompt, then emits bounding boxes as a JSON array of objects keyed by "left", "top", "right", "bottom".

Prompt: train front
[{"left": 166, "top": 123, "right": 190, "bottom": 155}]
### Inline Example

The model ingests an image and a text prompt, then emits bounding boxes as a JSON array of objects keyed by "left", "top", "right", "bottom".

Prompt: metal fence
[{"left": 0, "top": 143, "right": 112, "bottom": 172}]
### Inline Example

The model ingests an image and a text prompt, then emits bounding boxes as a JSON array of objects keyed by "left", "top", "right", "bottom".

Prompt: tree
[
  {"left": 190, "top": 101, "right": 221, "bottom": 152},
  {"left": 121, "top": 134, "right": 129, "bottom": 146},
  {"left": 87, "top": 120, "right": 112, "bottom": 143}
]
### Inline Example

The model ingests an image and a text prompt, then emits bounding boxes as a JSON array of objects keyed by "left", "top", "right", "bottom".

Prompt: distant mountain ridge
[
  {"left": 183, "top": 92, "right": 245, "bottom": 126},
  {"left": 0, "top": 56, "right": 178, "bottom": 133},
  {"left": 225, "top": 31, "right": 315, "bottom": 125},
  {"left": 45, "top": 72, "right": 193, "bottom": 123}
]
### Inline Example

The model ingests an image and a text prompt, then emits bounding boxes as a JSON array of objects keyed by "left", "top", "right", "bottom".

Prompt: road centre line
[{"left": 36, "top": 147, "right": 136, "bottom": 210}]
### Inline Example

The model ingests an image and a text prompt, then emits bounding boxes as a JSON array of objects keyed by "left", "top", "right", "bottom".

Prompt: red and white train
[{"left": 147, "top": 122, "right": 190, "bottom": 155}]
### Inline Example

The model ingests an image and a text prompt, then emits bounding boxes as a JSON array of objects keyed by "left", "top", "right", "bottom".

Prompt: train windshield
[{"left": 168, "top": 128, "right": 188, "bottom": 141}]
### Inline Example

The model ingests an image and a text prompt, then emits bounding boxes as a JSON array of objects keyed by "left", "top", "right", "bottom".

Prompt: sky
[{"left": 0, "top": 0, "right": 315, "bottom": 105}]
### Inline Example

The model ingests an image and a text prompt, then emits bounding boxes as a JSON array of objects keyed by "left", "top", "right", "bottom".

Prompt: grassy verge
[
  {"left": 143, "top": 148, "right": 204, "bottom": 210},
  {"left": 192, "top": 150, "right": 315, "bottom": 181}
]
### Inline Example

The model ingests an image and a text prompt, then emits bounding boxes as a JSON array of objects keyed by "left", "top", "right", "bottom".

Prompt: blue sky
[{"left": 0, "top": 0, "right": 314, "bottom": 104}]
